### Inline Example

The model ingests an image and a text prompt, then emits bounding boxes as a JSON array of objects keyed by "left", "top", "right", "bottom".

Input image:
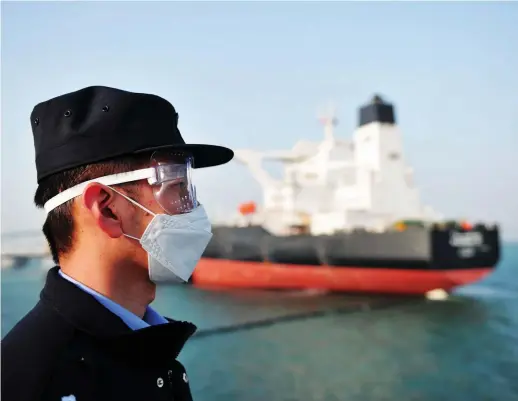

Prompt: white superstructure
[{"left": 233, "top": 95, "right": 441, "bottom": 235}]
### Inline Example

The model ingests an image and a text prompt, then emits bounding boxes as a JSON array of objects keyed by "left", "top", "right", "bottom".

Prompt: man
[{"left": 1, "top": 85, "right": 234, "bottom": 401}]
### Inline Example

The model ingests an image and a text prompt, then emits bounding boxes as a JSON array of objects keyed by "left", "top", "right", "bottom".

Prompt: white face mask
[{"left": 112, "top": 188, "right": 213, "bottom": 283}]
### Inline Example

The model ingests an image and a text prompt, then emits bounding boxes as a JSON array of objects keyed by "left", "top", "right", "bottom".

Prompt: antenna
[{"left": 317, "top": 101, "right": 339, "bottom": 141}]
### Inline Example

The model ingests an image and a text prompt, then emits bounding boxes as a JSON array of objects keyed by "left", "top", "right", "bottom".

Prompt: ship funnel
[{"left": 358, "top": 94, "right": 396, "bottom": 127}]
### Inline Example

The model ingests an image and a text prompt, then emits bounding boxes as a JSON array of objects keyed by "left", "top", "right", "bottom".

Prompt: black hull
[{"left": 202, "top": 225, "right": 500, "bottom": 270}]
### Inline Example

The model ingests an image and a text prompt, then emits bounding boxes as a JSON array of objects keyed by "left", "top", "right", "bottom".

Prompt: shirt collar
[{"left": 58, "top": 269, "right": 168, "bottom": 331}]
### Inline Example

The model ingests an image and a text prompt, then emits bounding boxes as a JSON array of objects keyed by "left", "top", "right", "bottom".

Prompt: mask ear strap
[
  {"left": 108, "top": 186, "right": 157, "bottom": 217},
  {"left": 124, "top": 233, "right": 141, "bottom": 241}
]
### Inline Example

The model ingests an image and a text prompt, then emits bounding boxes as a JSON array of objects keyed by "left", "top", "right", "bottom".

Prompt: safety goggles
[{"left": 43, "top": 150, "right": 198, "bottom": 215}]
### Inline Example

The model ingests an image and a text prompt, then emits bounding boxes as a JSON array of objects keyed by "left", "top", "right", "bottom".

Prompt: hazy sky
[{"left": 1, "top": 1, "right": 517, "bottom": 240}]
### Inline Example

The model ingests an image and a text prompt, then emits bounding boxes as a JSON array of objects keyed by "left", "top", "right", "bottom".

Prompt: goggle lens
[{"left": 150, "top": 150, "right": 197, "bottom": 214}]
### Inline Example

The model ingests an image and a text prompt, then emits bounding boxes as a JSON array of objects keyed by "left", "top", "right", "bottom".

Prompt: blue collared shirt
[{"left": 59, "top": 270, "right": 168, "bottom": 330}]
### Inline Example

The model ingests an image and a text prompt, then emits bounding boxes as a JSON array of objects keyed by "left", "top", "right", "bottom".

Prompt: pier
[{"left": 1, "top": 231, "right": 51, "bottom": 269}]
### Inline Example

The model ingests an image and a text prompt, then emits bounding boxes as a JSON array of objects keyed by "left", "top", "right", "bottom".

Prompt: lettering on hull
[{"left": 448, "top": 231, "right": 488, "bottom": 259}]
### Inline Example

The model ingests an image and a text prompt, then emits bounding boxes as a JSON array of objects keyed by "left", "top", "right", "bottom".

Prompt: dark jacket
[{"left": 1, "top": 266, "right": 197, "bottom": 401}]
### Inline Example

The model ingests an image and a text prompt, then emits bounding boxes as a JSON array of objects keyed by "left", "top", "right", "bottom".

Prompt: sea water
[{"left": 2, "top": 244, "right": 517, "bottom": 401}]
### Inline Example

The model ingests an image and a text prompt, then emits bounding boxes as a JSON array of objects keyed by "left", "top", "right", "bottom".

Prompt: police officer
[{"left": 1, "top": 86, "right": 234, "bottom": 401}]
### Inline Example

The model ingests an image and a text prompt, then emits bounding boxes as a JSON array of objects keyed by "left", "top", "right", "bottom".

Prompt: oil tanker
[{"left": 193, "top": 95, "right": 500, "bottom": 295}]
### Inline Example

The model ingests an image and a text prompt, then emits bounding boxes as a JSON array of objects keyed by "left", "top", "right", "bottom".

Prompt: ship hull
[
  {"left": 194, "top": 224, "right": 500, "bottom": 295},
  {"left": 192, "top": 259, "right": 493, "bottom": 295}
]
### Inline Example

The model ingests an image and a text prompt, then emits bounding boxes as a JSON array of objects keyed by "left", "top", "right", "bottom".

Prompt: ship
[{"left": 193, "top": 95, "right": 500, "bottom": 295}]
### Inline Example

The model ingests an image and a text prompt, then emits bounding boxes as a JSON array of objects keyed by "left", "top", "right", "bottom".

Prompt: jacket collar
[{"left": 40, "top": 266, "right": 197, "bottom": 361}]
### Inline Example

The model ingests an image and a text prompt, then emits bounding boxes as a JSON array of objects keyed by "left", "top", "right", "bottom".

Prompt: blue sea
[{"left": 2, "top": 243, "right": 518, "bottom": 401}]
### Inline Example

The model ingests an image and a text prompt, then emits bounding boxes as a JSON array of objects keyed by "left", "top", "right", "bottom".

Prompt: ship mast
[
  {"left": 316, "top": 103, "right": 339, "bottom": 186},
  {"left": 318, "top": 103, "right": 339, "bottom": 141}
]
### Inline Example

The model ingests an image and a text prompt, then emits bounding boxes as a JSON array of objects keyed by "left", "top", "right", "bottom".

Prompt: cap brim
[{"left": 135, "top": 144, "right": 234, "bottom": 168}]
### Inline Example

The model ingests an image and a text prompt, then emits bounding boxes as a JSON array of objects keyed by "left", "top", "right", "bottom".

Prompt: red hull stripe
[{"left": 193, "top": 258, "right": 493, "bottom": 295}]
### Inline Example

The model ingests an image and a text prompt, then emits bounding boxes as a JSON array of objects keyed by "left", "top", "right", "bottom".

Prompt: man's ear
[{"left": 81, "top": 183, "right": 124, "bottom": 238}]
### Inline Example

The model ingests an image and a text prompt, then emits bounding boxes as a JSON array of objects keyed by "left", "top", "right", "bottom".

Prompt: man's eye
[{"left": 163, "top": 179, "right": 187, "bottom": 192}]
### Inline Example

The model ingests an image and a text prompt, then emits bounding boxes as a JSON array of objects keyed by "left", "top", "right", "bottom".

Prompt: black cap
[{"left": 30, "top": 86, "right": 234, "bottom": 183}]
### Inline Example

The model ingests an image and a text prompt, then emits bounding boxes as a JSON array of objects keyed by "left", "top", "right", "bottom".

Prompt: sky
[{"left": 1, "top": 1, "right": 517, "bottom": 240}]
